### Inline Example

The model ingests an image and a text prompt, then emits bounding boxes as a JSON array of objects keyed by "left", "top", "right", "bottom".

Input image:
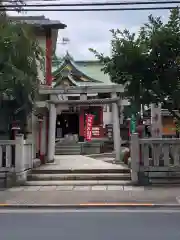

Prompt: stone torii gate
[{"left": 39, "top": 84, "right": 124, "bottom": 162}]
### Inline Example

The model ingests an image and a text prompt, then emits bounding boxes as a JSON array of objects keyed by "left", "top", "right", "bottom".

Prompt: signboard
[
  {"left": 85, "top": 114, "right": 94, "bottom": 141},
  {"left": 92, "top": 127, "right": 100, "bottom": 137},
  {"left": 163, "top": 123, "right": 176, "bottom": 135}
]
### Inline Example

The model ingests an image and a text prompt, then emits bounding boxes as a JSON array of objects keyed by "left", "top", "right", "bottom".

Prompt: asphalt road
[{"left": 0, "top": 209, "right": 180, "bottom": 239}]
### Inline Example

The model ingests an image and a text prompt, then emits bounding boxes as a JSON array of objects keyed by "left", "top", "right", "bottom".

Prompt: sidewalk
[{"left": 1, "top": 185, "right": 180, "bottom": 205}]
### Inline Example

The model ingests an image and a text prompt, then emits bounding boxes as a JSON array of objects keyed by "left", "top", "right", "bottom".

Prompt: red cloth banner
[{"left": 85, "top": 114, "right": 94, "bottom": 141}]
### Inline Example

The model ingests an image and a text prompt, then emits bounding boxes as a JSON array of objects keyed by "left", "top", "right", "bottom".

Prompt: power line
[
  {"left": 0, "top": 0, "right": 175, "bottom": 1},
  {"left": 23, "top": 0, "right": 163, "bottom": 1},
  {"left": 2, "top": 0, "right": 56, "bottom": 0},
  {"left": 3, "top": 6, "right": 180, "bottom": 11},
  {"left": 3, "top": 1, "right": 180, "bottom": 7},
  {"left": 3, "top": 0, "right": 61, "bottom": 1},
  {"left": 2, "top": 0, "right": 180, "bottom": 12}
]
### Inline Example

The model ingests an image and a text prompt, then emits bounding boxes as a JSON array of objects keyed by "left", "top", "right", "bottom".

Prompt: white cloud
[{"left": 8, "top": 0, "right": 176, "bottom": 60}]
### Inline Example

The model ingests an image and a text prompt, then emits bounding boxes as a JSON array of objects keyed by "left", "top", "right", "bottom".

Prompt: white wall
[
  {"left": 36, "top": 31, "right": 58, "bottom": 85},
  {"left": 32, "top": 30, "right": 60, "bottom": 158},
  {"left": 36, "top": 35, "right": 46, "bottom": 84},
  {"left": 103, "top": 105, "right": 112, "bottom": 126},
  {"left": 103, "top": 99, "right": 129, "bottom": 126},
  {"left": 37, "top": 35, "right": 46, "bottom": 50}
]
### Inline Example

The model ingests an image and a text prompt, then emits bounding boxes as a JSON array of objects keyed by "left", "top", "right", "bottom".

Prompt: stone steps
[
  {"left": 55, "top": 143, "right": 81, "bottom": 155},
  {"left": 55, "top": 150, "right": 81, "bottom": 155},
  {"left": 27, "top": 173, "right": 130, "bottom": 181},
  {"left": 27, "top": 167, "right": 131, "bottom": 186},
  {"left": 149, "top": 177, "right": 180, "bottom": 185},
  {"left": 55, "top": 141, "right": 104, "bottom": 155},
  {"left": 24, "top": 180, "right": 132, "bottom": 186},
  {"left": 31, "top": 168, "right": 130, "bottom": 174},
  {"left": 140, "top": 171, "right": 180, "bottom": 185}
]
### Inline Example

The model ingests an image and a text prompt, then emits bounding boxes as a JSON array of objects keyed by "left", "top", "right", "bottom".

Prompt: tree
[
  {"left": 52, "top": 53, "right": 62, "bottom": 69},
  {"left": 90, "top": 7, "right": 180, "bottom": 120},
  {"left": 0, "top": 17, "right": 43, "bottom": 138}
]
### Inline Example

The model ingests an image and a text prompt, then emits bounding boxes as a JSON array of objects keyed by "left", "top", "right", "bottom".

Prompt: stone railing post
[
  {"left": 130, "top": 133, "right": 140, "bottom": 184},
  {"left": 15, "top": 134, "right": 26, "bottom": 184},
  {"left": 26, "top": 133, "right": 34, "bottom": 168}
]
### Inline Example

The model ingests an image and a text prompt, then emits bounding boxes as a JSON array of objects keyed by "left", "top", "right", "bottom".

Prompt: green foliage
[
  {"left": 52, "top": 53, "right": 62, "bottom": 69},
  {"left": 90, "top": 7, "right": 180, "bottom": 119},
  {"left": 0, "top": 18, "right": 43, "bottom": 135}
]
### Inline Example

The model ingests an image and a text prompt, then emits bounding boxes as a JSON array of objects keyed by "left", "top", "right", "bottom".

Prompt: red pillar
[
  {"left": 100, "top": 106, "right": 103, "bottom": 137},
  {"left": 97, "top": 106, "right": 103, "bottom": 138},
  {"left": 45, "top": 28, "right": 52, "bottom": 154},
  {"left": 46, "top": 28, "right": 52, "bottom": 86}
]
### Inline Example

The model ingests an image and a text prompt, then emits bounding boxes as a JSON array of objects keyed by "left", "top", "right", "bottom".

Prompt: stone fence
[
  {"left": 131, "top": 133, "right": 180, "bottom": 184},
  {"left": 0, "top": 134, "right": 33, "bottom": 187}
]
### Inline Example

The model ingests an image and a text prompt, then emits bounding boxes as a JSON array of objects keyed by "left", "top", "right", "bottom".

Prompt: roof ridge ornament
[{"left": 65, "top": 51, "right": 74, "bottom": 61}]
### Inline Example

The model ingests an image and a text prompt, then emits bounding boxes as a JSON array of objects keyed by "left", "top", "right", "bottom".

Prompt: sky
[{"left": 8, "top": 0, "right": 177, "bottom": 60}]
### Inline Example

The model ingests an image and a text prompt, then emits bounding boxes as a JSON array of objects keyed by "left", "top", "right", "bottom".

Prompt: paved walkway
[
  {"left": 3, "top": 155, "right": 180, "bottom": 205},
  {"left": 6, "top": 185, "right": 143, "bottom": 192},
  {"left": 37, "top": 155, "right": 127, "bottom": 170},
  {"left": 1, "top": 186, "right": 180, "bottom": 204}
]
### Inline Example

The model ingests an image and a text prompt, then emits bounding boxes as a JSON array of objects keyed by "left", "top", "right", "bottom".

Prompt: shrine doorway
[{"left": 56, "top": 112, "right": 79, "bottom": 138}]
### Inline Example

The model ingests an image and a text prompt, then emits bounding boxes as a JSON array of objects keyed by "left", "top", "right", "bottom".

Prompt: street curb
[{"left": 0, "top": 203, "right": 180, "bottom": 209}]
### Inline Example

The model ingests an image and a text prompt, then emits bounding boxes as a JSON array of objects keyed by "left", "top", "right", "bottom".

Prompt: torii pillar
[{"left": 111, "top": 92, "right": 121, "bottom": 161}]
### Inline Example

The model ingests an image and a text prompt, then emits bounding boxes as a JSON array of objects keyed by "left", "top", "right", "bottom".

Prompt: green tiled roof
[
  {"left": 75, "top": 81, "right": 105, "bottom": 87},
  {"left": 75, "top": 61, "right": 112, "bottom": 85},
  {"left": 53, "top": 52, "right": 113, "bottom": 87}
]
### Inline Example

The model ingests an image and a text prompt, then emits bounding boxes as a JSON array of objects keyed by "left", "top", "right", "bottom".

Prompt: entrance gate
[{"left": 39, "top": 85, "right": 124, "bottom": 162}]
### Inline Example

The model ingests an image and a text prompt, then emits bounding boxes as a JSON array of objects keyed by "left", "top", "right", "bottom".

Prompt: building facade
[
  {"left": 8, "top": 15, "right": 67, "bottom": 162},
  {"left": 144, "top": 108, "right": 178, "bottom": 137}
]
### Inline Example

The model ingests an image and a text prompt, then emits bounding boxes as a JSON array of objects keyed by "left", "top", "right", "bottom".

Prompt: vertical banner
[
  {"left": 130, "top": 114, "right": 136, "bottom": 134},
  {"left": 85, "top": 114, "right": 94, "bottom": 141}
]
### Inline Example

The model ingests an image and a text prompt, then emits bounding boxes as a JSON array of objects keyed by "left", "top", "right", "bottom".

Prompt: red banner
[{"left": 85, "top": 114, "right": 94, "bottom": 141}]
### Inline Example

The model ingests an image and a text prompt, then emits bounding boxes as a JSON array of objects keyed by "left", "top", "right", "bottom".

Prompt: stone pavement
[
  {"left": 6, "top": 185, "right": 143, "bottom": 191},
  {"left": 38, "top": 155, "right": 127, "bottom": 171},
  {"left": 0, "top": 185, "right": 180, "bottom": 205}
]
